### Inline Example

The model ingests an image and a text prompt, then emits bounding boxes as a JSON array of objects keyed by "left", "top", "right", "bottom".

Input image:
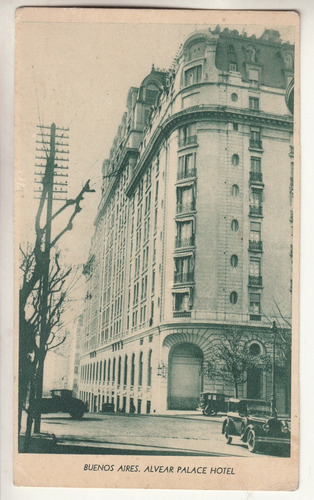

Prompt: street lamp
[{"left": 270, "top": 321, "right": 278, "bottom": 417}]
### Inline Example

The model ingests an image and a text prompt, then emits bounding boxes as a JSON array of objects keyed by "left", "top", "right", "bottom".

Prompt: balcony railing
[
  {"left": 249, "top": 139, "right": 263, "bottom": 149},
  {"left": 177, "top": 168, "right": 197, "bottom": 181},
  {"left": 176, "top": 201, "right": 195, "bottom": 214},
  {"left": 249, "top": 240, "right": 263, "bottom": 251},
  {"left": 249, "top": 205, "right": 263, "bottom": 216},
  {"left": 174, "top": 271, "right": 194, "bottom": 284},
  {"left": 178, "top": 135, "right": 198, "bottom": 148},
  {"left": 250, "top": 171, "right": 263, "bottom": 184},
  {"left": 250, "top": 314, "right": 261, "bottom": 321},
  {"left": 173, "top": 311, "right": 191, "bottom": 318},
  {"left": 248, "top": 275, "right": 263, "bottom": 286},
  {"left": 175, "top": 235, "right": 195, "bottom": 248}
]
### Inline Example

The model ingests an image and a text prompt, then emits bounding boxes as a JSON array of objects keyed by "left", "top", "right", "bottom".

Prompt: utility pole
[
  {"left": 270, "top": 321, "right": 277, "bottom": 417},
  {"left": 33, "top": 123, "right": 69, "bottom": 433}
]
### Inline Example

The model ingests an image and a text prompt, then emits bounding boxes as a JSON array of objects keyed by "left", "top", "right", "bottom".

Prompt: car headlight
[
  {"left": 262, "top": 423, "right": 270, "bottom": 432},
  {"left": 281, "top": 421, "right": 289, "bottom": 434}
]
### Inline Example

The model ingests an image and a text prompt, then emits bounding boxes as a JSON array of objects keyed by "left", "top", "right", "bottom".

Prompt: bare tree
[
  {"left": 19, "top": 180, "right": 94, "bottom": 450},
  {"left": 204, "top": 328, "right": 271, "bottom": 398}
]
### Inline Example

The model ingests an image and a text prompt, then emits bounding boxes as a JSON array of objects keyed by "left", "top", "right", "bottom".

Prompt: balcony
[
  {"left": 249, "top": 139, "right": 263, "bottom": 150},
  {"left": 173, "top": 311, "right": 191, "bottom": 318},
  {"left": 250, "top": 314, "right": 261, "bottom": 321},
  {"left": 249, "top": 205, "right": 263, "bottom": 217},
  {"left": 249, "top": 240, "right": 263, "bottom": 252},
  {"left": 249, "top": 171, "right": 263, "bottom": 184},
  {"left": 176, "top": 201, "right": 195, "bottom": 215},
  {"left": 175, "top": 235, "right": 195, "bottom": 248},
  {"left": 177, "top": 168, "right": 197, "bottom": 181},
  {"left": 178, "top": 135, "right": 198, "bottom": 148},
  {"left": 248, "top": 275, "right": 263, "bottom": 287},
  {"left": 174, "top": 271, "right": 194, "bottom": 284}
]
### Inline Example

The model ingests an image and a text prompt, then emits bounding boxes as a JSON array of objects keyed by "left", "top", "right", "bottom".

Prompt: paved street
[{"left": 39, "top": 412, "right": 258, "bottom": 457}]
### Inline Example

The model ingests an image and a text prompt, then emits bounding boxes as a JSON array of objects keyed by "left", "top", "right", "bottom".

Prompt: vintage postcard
[{"left": 14, "top": 8, "right": 299, "bottom": 490}]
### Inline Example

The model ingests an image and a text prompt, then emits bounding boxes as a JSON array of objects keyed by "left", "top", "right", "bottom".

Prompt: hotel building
[{"left": 79, "top": 27, "right": 294, "bottom": 414}]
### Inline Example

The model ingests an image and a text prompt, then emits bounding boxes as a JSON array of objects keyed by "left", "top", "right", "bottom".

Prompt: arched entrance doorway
[
  {"left": 168, "top": 343, "right": 203, "bottom": 410},
  {"left": 246, "top": 342, "right": 264, "bottom": 399}
]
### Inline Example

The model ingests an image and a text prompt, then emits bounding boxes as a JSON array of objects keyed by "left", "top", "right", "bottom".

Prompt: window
[
  {"left": 123, "top": 355, "right": 128, "bottom": 385},
  {"left": 145, "top": 84, "right": 159, "bottom": 105},
  {"left": 117, "top": 357, "right": 121, "bottom": 385},
  {"left": 250, "top": 221, "right": 261, "bottom": 241},
  {"left": 229, "top": 62, "right": 237, "bottom": 72},
  {"left": 248, "top": 69, "right": 259, "bottom": 87},
  {"left": 178, "top": 153, "right": 196, "bottom": 180},
  {"left": 177, "top": 185, "right": 194, "bottom": 213},
  {"left": 230, "top": 291, "right": 238, "bottom": 304},
  {"left": 184, "top": 65, "right": 202, "bottom": 86},
  {"left": 174, "top": 292, "right": 190, "bottom": 311},
  {"left": 232, "top": 154, "right": 239, "bottom": 166},
  {"left": 178, "top": 124, "right": 197, "bottom": 147},
  {"left": 249, "top": 343, "right": 261, "bottom": 356},
  {"left": 176, "top": 220, "right": 194, "bottom": 247},
  {"left": 232, "top": 184, "right": 239, "bottom": 197},
  {"left": 250, "top": 293, "right": 261, "bottom": 314},
  {"left": 230, "top": 255, "right": 238, "bottom": 268},
  {"left": 250, "top": 257, "right": 261, "bottom": 277},
  {"left": 251, "top": 157, "right": 261, "bottom": 173},
  {"left": 131, "top": 354, "right": 135, "bottom": 386},
  {"left": 174, "top": 256, "right": 194, "bottom": 283},
  {"left": 233, "top": 123, "right": 238, "bottom": 131},
  {"left": 147, "top": 350, "right": 152, "bottom": 387},
  {"left": 112, "top": 358, "right": 116, "bottom": 382},
  {"left": 250, "top": 188, "right": 263, "bottom": 215},
  {"left": 250, "top": 128, "right": 262, "bottom": 149},
  {"left": 138, "top": 352, "right": 143, "bottom": 386},
  {"left": 108, "top": 359, "right": 111, "bottom": 382},
  {"left": 231, "top": 219, "right": 239, "bottom": 232},
  {"left": 249, "top": 97, "right": 259, "bottom": 110},
  {"left": 231, "top": 93, "right": 238, "bottom": 102}
]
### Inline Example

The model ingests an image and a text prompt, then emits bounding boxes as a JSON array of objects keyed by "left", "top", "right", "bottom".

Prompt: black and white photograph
[{"left": 13, "top": 7, "right": 299, "bottom": 491}]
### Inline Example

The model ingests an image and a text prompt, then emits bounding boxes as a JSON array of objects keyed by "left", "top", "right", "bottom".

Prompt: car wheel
[
  {"left": 203, "top": 405, "right": 210, "bottom": 416},
  {"left": 247, "top": 429, "right": 258, "bottom": 453},
  {"left": 225, "top": 425, "right": 232, "bottom": 445},
  {"left": 70, "top": 409, "right": 84, "bottom": 419}
]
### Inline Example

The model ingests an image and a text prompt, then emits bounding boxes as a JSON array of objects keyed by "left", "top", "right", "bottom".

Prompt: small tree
[{"left": 204, "top": 328, "right": 271, "bottom": 397}]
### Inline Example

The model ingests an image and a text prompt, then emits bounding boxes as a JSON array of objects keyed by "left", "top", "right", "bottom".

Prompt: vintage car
[
  {"left": 222, "top": 398, "right": 290, "bottom": 453},
  {"left": 198, "top": 392, "right": 230, "bottom": 416},
  {"left": 39, "top": 389, "right": 88, "bottom": 419}
]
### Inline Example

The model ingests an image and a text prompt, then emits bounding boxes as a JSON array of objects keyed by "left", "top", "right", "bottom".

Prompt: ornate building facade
[{"left": 79, "top": 27, "right": 294, "bottom": 415}]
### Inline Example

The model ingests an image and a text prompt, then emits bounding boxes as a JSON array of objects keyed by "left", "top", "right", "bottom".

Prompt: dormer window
[
  {"left": 188, "top": 40, "right": 206, "bottom": 61},
  {"left": 145, "top": 83, "right": 159, "bottom": 105},
  {"left": 184, "top": 65, "right": 202, "bottom": 87}
]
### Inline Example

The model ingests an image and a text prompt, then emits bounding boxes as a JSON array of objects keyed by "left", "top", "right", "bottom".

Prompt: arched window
[
  {"left": 118, "top": 356, "right": 121, "bottom": 385},
  {"left": 232, "top": 184, "right": 239, "bottom": 197},
  {"left": 230, "top": 255, "right": 238, "bottom": 268},
  {"left": 188, "top": 40, "right": 206, "bottom": 61},
  {"left": 131, "top": 353, "right": 135, "bottom": 386},
  {"left": 231, "top": 93, "right": 238, "bottom": 102},
  {"left": 232, "top": 154, "right": 239, "bottom": 166},
  {"left": 112, "top": 358, "right": 116, "bottom": 382},
  {"left": 230, "top": 291, "right": 238, "bottom": 304},
  {"left": 123, "top": 355, "right": 128, "bottom": 386},
  {"left": 138, "top": 352, "right": 143, "bottom": 386},
  {"left": 231, "top": 219, "right": 239, "bottom": 232},
  {"left": 249, "top": 342, "right": 262, "bottom": 356},
  {"left": 147, "top": 349, "right": 152, "bottom": 387}
]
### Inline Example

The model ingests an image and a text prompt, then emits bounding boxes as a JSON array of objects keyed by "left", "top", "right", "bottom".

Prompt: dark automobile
[
  {"left": 199, "top": 392, "right": 230, "bottom": 416},
  {"left": 39, "top": 389, "right": 87, "bottom": 419},
  {"left": 222, "top": 398, "right": 290, "bottom": 453}
]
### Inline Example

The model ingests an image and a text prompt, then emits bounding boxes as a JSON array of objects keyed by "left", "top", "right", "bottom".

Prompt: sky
[{"left": 15, "top": 15, "right": 295, "bottom": 305}]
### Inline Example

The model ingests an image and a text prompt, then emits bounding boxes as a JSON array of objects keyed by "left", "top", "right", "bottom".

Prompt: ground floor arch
[{"left": 168, "top": 343, "right": 204, "bottom": 410}]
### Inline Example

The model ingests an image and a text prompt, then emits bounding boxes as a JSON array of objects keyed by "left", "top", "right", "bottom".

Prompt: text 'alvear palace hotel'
[{"left": 79, "top": 27, "right": 294, "bottom": 415}]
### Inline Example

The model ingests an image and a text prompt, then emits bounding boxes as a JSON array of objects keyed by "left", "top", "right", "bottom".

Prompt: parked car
[
  {"left": 39, "top": 389, "right": 88, "bottom": 419},
  {"left": 222, "top": 398, "right": 290, "bottom": 453},
  {"left": 199, "top": 392, "right": 230, "bottom": 416}
]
